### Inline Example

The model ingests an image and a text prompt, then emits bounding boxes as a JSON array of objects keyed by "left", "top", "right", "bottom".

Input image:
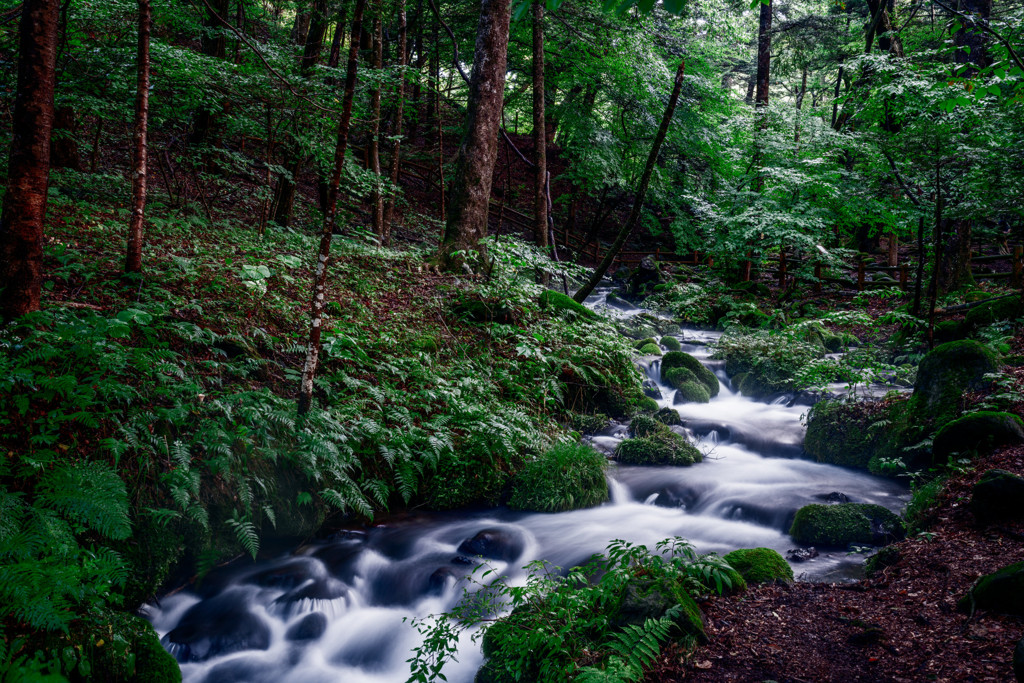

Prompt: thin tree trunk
[
  {"left": 192, "top": 0, "right": 228, "bottom": 144},
  {"left": 382, "top": 0, "right": 407, "bottom": 246},
  {"left": 369, "top": 7, "right": 384, "bottom": 241},
  {"left": 409, "top": 0, "right": 425, "bottom": 141},
  {"left": 50, "top": 106, "right": 81, "bottom": 170},
  {"left": 573, "top": 60, "right": 686, "bottom": 304},
  {"left": 301, "top": 0, "right": 329, "bottom": 75},
  {"left": 126, "top": 0, "right": 152, "bottom": 274},
  {"left": 532, "top": 1, "right": 547, "bottom": 251},
  {"left": 326, "top": 3, "right": 348, "bottom": 69},
  {"left": 298, "top": 0, "right": 367, "bottom": 416},
  {"left": 437, "top": 0, "right": 512, "bottom": 271},
  {"left": 0, "top": 0, "right": 59, "bottom": 319}
]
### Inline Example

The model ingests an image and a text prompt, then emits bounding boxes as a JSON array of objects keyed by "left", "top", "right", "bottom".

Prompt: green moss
[
  {"left": 539, "top": 290, "right": 598, "bottom": 320},
  {"left": 630, "top": 414, "right": 663, "bottom": 438},
  {"left": 615, "top": 432, "right": 701, "bottom": 466},
  {"left": 661, "top": 352, "right": 719, "bottom": 397},
  {"left": 654, "top": 407, "right": 681, "bottom": 426},
  {"left": 568, "top": 412, "right": 610, "bottom": 434},
  {"left": 789, "top": 503, "right": 905, "bottom": 547},
  {"left": 804, "top": 400, "right": 878, "bottom": 471},
  {"left": 663, "top": 366, "right": 697, "bottom": 389},
  {"left": 723, "top": 548, "right": 793, "bottom": 584},
  {"left": 675, "top": 380, "right": 710, "bottom": 404},
  {"left": 737, "top": 372, "right": 786, "bottom": 399},
  {"left": 660, "top": 336, "right": 682, "bottom": 352},
  {"left": 631, "top": 395, "right": 660, "bottom": 415},
  {"left": 965, "top": 296, "right": 1024, "bottom": 330},
  {"left": 823, "top": 333, "right": 845, "bottom": 353},
  {"left": 913, "top": 340, "right": 999, "bottom": 425},
  {"left": 508, "top": 443, "right": 608, "bottom": 513},
  {"left": 638, "top": 343, "right": 662, "bottom": 356},
  {"left": 932, "top": 320, "right": 965, "bottom": 343},
  {"left": 957, "top": 561, "right": 1024, "bottom": 616},
  {"left": 634, "top": 337, "right": 659, "bottom": 349},
  {"left": 932, "top": 411, "right": 1024, "bottom": 463}
]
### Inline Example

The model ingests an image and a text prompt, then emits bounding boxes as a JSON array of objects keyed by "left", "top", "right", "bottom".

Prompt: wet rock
[
  {"left": 451, "top": 555, "right": 475, "bottom": 565},
  {"left": 957, "top": 561, "right": 1024, "bottom": 617},
  {"left": 627, "top": 256, "right": 660, "bottom": 297},
  {"left": 971, "top": 469, "right": 1024, "bottom": 521},
  {"left": 641, "top": 379, "right": 662, "bottom": 400},
  {"left": 164, "top": 593, "right": 271, "bottom": 662},
  {"left": 286, "top": 612, "right": 328, "bottom": 641},
  {"left": 787, "top": 547, "right": 819, "bottom": 562},
  {"left": 312, "top": 540, "right": 363, "bottom": 581},
  {"left": 247, "top": 560, "right": 317, "bottom": 590},
  {"left": 457, "top": 528, "right": 525, "bottom": 562},
  {"left": 816, "top": 491, "right": 852, "bottom": 504},
  {"left": 789, "top": 503, "right": 905, "bottom": 548},
  {"left": 273, "top": 578, "right": 348, "bottom": 616},
  {"left": 427, "top": 567, "right": 459, "bottom": 594}
]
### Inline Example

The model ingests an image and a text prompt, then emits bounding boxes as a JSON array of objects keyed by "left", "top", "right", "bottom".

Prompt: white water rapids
[{"left": 145, "top": 292, "right": 908, "bottom": 683}]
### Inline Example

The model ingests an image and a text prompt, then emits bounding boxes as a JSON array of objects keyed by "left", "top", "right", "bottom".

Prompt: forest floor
[{"left": 646, "top": 443, "right": 1024, "bottom": 683}]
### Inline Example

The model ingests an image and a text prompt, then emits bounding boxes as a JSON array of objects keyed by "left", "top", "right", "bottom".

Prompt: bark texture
[
  {"left": 0, "top": 0, "right": 59, "bottom": 319},
  {"left": 532, "top": 1, "right": 548, "bottom": 250},
  {"left": 126, "top": 0, "right": 152, "bottom": 273},
  {"left": 755, "top": 0, "right": 772, "bottom": 108},
  {"left": 382, "top": 0, "right": 408, "bottom": 246},
  {"left": 437, "top": 0, "right": 512, "bottom": 271},
  {"left": 298, "top": 0, "right": 367, "bottom": 415},
  {"left": 369, "top": 8, "right": 384, "bottom": 241}
]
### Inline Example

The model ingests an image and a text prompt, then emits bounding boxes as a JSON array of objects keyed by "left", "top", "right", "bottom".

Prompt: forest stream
[{"left": 145, "top": 292, "right": 909, "bottom": 683}]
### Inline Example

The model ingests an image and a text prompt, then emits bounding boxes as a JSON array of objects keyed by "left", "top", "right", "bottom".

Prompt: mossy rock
[
  {"left": 634, "top": 337, "right": 659, "bottom": 349},
  {"left": 654, "top": 407, "right": 681, "bottom": 426},
  {"left": 737, "top": 371, "right": 786, "bottom": 400},
  {"left": 957, "top": 561, "right": 1024, "bottom": 616},
  {"left": 675, "top": 380, "right": 711, "bottom": 404},
  {"left": 970, "top": 469, "right": 1024, "bottom": 522},
  {"left": 823, "top": 333, "right": 845, "bottom": 353},
  {"left": 864, "top": 545, "right": 902, "bottom": 577},
  {"left": 568, "top": 412, "right": 610, "bottom": 434},
  {"left": 804, "top": 400, "right": 878, "bottom": 471},
  {"left": 789, "top": 503, "right": 905, "bottom": 547},
  {"left": 932, "top": 411, "right": 1024, "bottom": 463},
  {"left": 508, "top": 443, "right": 608, "bottom": 513},
  {"left": 630, "top": 414, "right": 663, "bottom": 438},
  {"left": 660, "top": 336, "right": 682, "bottom": 352},
  {"left": 913, "top": 340, "right": 999, "bottom": 424},
  {"left": 663, "top": 366, "right": 697, "bottom": 389},
  {"left": 661, "top": 351, "right": 719, "bottom": 397},
  {"left": 615, "top": 432, "right": 702, "bottom": 466},
  {"left": 539, "top": 289, "right": 597, "bottom": 320},
  {"left": 723, "top": 548, "right": 793, "bottom": 584},
  {"left": 965, "top": 296, "right": 1024, "bottom": 330},
  {"left": 933, "top": 320, "right": 966, "bottom": 344},
  {"left": 638, "top": 343, "right": 662, "bottom": 356},
  {"left": 631, "top": 395, "right": 660, "bottom": 415}
]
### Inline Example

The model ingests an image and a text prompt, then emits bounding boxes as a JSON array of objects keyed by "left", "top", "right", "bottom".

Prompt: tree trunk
[
  {"left": 381, "top": 0, "right": 407, "bottom": 247},
  {"left": 369, "top": 8, "right": 384, "bottom": 242},
  {"left": 937, "top": 219, "right": 974, "bottom": 295},
  {"left": 291, "top": 7, "right": 311, "bottom": 45},
  {"left": 50, "top": 105, "right": 81, "bottom": 170},
  {"left": 532, "top": 1, "right": 547, "bottom": 251},
  {"left": 327, "top": 1, "right": 349, "bottom": 69},
  {"left": 573, "top": 60, "right": 686, "bottom": 304},
  {"left": 0, "top": 0, "right": 59, "bottom": 319},
  {"left": 954, "top": 0, "right": 992, "bottom": 72},
  {"left": 126, "top": 0, "right": 152, "bottom": 274},
  {"left": 192, "top": 0, "right": 229, "bottom": 144},
  {"left": 272, "top": 157, "right": 302, "bottom": 226},
  {"left": 301, "top": 0, "right": 329, "bottom": 75},
  {"left": 408, "top": 0, "right": 425, "bottom": 141},
  {"left": 754, "top": 0, "right": 772, "bottom": 109},
  {"left": 436, "top": 0, "right": 512, "bottom": 271},
  {"left": 298, "top": 0, "right": 367, "bottom": 415}
]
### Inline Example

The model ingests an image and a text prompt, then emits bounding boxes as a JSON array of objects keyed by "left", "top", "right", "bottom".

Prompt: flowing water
[{"left": 145, "top": 291, "right": 908, "bottom": 683}]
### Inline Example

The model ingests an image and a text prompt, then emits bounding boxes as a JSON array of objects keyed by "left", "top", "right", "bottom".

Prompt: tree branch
[{"left": 931, "top": 0, "right": 1024, "bottom": 72}]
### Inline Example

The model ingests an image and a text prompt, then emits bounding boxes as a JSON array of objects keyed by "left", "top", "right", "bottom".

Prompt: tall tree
[
  {"left": 436, "top": 0, "right": 512, "bottom": 271},
  {"left": 532, "top": 1, "right": 548, "bottom": 252},
  {"left": 369, "top": 6, "right": 385, "bottom": 241},
  {"left": 126, "top": 0, "right": 152, "bottom": 274},
  {"left": 302, "top": 0, "right": 330, "bottom": 74},
  {"left": 754, "top": 0, "right": 772, "bottom": 109},
  {"left": 382, "top": 0, "right": 408, "bottom": 246},
  {"left": 0, "top": 0, "right": 60, "bottom": 319},
  {"left": 573, "top": 60, "right": 687, "bottom": 303},
  {"left": 298, "top": 0, "right": 368, "bottom": 415}
]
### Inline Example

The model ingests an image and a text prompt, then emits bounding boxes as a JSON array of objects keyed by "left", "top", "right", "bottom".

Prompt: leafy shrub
[{"left": 508, "top": 443, "right": 608, "bottom": 512}]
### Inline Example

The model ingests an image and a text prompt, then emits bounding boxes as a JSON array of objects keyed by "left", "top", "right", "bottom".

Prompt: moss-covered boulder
[
  {"left": 789, "top": 503, "right": 905, "bottom": 547},
  {"left": 568, "top": 412, "right": 610, "bottom": 434},
  {"left": 508, "top": 443, "right": 608, "bottom": 513},
  {"left": 629, "top": 414, "right": 663, "bottom": 438},
  {"left": 914, "top": 340, "right": 998, "bottom": 424},
  {"left": 660, "top": 336, "right": 682, "bottom": 352},
  {"left": 539, "top": 289, "right": 597, "bottom": 320},
  {"left": 933, "top": 320, "right": 966, "bottom": 344},
  {"left": 638, "top": 343, "right": 662, "bottom": 356},
  {"left": 634, "top": 337, "right": 659, "bottom": 349},
  {"left": 615, "top": 432, "right": 702, "bottom": 466},
  {"left": 957, "top": 561, "right": 1024, "bottom": 616},
  {"left": 932, "top": 411, "right": 1024, "bottom": 463},
  {"left": 723, "top": 548, "right": 793, "bottom": 584},
  {"left": 970, "top": 469, "right": 1024, "bottom": 522},
  {"left": 654, "top": 407, "right": 682, "bottom": 426},
  {"left": 663, "top": 366, "right": 696, "bottom": 389},
  {"left": 804, "top": 400, "right": 879, "bottom": 471},
  {"left": 965, "top": 296, "right": 1024, "bottom": 330},
  {"left": 674, "top": 380, "right": 711, "bottom": 404},
  {"left": 661, "top": 351, "right": 719, "bottom": 397},
  {"left": 452, "top": 298, "right": 517, "bottom": 324}
]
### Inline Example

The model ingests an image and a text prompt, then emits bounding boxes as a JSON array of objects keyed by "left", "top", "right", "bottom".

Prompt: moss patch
[
  {"left": 789, "top": 503, "right": 905, "bottom": 547},
  {"left": 508, "top": 443, "right": 608, "bottom": 513},
  {"left": 662, "top": 351, "right": 720, "bottom": 397},
  {"left": 638, "top": 343, "right": 663, "bottom": 356},
  {"left": 539, "top": 290, "right": 598, "bottom": 320},
  {"left": 660, "top": 336, "right": 682, "bottom": 352},
  {"left": 615, "top": 432, "right": 702, "bottom": 466},
  {"left": 675, "top": 380, "right": 711, "bottom": 404},
  {"left": 932, "top": 411, "right": 1024, "bottom": 463},
  {"left": 913, "top": 340, "right": 998, "bottom": 425},
  {"left": 723, "top": 548, "right": 794, "bottom": 584}
]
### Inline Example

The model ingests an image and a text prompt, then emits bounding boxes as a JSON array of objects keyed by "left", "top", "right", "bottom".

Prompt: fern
[
  {"left": 226, "top": 515, "right": 260, "bottom": 558},
  {"left": 36, "top": 462, "right": 131, "bottom": 541}
]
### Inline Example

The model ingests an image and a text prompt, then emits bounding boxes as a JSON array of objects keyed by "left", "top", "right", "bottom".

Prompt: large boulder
[
  {"left": 164, "top": 594, "right": 271, "bottom": 663},
  {"left": 932, "top": 411, "right": 1024, "bottom": 463},
  {"left": 789, "top": 503, "right": 905, "bottom": 548},
  {"left": 913, "top": 341, "right": 998, "bottom": 424},
  {"left": 723, "top": 548, "right": 793, "bottom": 584},
  {"left": 971, "top": 469, "right": 1024, "bottom": 522},
  {"left": 803, "top": 400, "right": 878, "bottom": 471},
  {"left": 627, "top": 256, "right": 661, "bottom": 297},
  {"left": 661, "top": 351, "right": 719, "bottom": 398},
  {"left": 457, "top": 528, "right": 526, "bottom": 563},
  {"left": 957, "top": 561, "right": 1024, "bottom": 617},
  {"left": 964, "top": 296, "right": 1024, "bottom": 331}
]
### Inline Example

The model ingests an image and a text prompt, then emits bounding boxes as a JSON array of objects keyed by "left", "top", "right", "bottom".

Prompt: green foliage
[
  {"left": 539, "top": 289, "right": 598, "bottom": 320},
  {"left": 407, "top": 538, "right": 730, "bottom": 682},
  {"left": 508, "top": 442, "right": 609, "bottom": 512}
]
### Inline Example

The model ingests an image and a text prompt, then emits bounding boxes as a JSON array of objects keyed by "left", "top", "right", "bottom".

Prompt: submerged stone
[
  {"left": 457, "top": 528, "right": 525, "bottom": 563},
  {"left": 164, "top": 594, "right": 271, "bottom": 662}
]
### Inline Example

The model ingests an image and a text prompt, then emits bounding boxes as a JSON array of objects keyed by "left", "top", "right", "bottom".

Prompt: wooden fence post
[{"left": 857, "top": 260, "right": 865, "bottom": 291}]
